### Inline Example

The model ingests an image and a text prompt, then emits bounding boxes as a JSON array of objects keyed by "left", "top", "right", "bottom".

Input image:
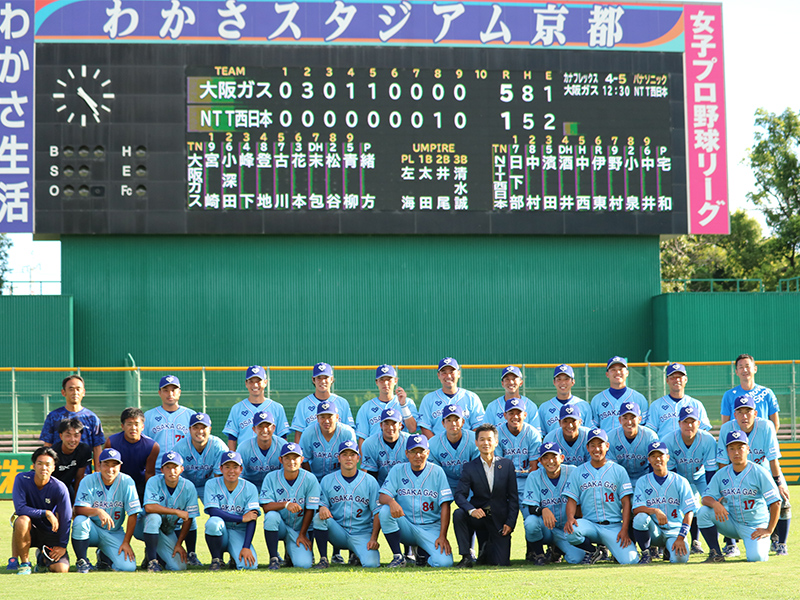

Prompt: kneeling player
[
  {"left": 142, "top": 452, "right": 200, "bottom": 572},
  {"left": 313, "top": 441, "right": 381, "bottom": 568}
]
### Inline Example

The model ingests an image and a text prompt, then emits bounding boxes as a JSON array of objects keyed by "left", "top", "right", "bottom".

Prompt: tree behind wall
[{"left": 0, "top": 234, "right": 10, "bottom": 290}]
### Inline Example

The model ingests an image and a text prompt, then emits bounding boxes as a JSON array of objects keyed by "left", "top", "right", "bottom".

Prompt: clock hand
[{"left": 76, "top": 86, "right": 100, "bottom": 116}]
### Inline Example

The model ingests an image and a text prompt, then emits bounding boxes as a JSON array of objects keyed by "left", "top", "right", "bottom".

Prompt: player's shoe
[
  {"left": 548, "top": 546, "right": 564, "bottom": 564},
  {"left": 16, "top": 562, "right": 31, "bottom": 575},
  {"left": 703, "top": 549, "right": 725, "bottom": 563},
  {"left": 387, "top": 554, "right": 406, "bottom": 568},
  {"left": 580, "top": 548, "right": 602, "bottom": 565},
  {"left": 637, "top": 549, "right": 651, "bottom": 565},
  {"left": 649, "top": 546, "right": 662, "bottom": 560},
  {"left": 456, "top": 555, "right": 475, "bottom": 568},
  {"left": 722, "top": 543, "right": 740, "bottom": 558},
  {"left": 532, "top": 554, "right": 548, "bottom": 567},
  {"left": 690, "top": 540, "right": 704, "bottom": 554},
  {"left": 75, "top": 558, "right": 92, "bottom": 574},
  {"left": 597, "top": 545, "right": 612, "bottom": 562},
  {"left": 331, "top": 553, "right": 345, "bottom": 564},
  {"left": 227, "top": 557, "right": 237, "bottom": 570},
  {"left": 6, "top": 557, "right": 19, "bottom": 570},
  {"left": 415, "top": 547, "right": 429, "bottom": 567},
  {"left": 348, "top": 553, "right": 361, "bottom": 567},
  {"left": 186, "top": 552, "right": 203, "bottom": 567},
  {"left": 147, "top": 559, "right": 163, "bottom": 573},
  {"left": 209, "top": 558, "right": 223, "bottom": 572},
  {"left": 268, "top": 557, "right": 281, "bottom": 571},
  {"left": 662, "top": 547, "right": 670, "bottom": 562},
  {"left": 776, "top": 543, "right": 788, "bottom": 556},
  {"left": 404, "top": 546, "right": 416, "bottom": 563},
  {"left": 314, "top": 557, "right": 330, "bottom": 569},
  {"left": 95, "top": 550, "right": 112, "bottom": 571}
]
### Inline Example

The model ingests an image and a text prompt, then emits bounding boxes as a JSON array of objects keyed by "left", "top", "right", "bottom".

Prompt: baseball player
[
  {"left": 142, "top": 452, "right": 199, "bottom": 572},
  {"left": 203, "top": 451, "right": 260, "bottom": 571},
  {"left": 144, "top": 375, "right": 196, "bottom": 464},
  {"left": 417, "top": 357, "right": 485, "bottom": 438},
  {"left": 379, "top": 434, "right": 454, "bottom": 568},
  {"left": 698, "top": 430, "right": 781, "bottom": 562},
  {"left": 355, "top": 365, "right": 418, "bottom": 444},
  {"left": 223, "top": 365, "right": 290, "bottom": 451},
  {"left": 721, "top": 354, "right": 780, "bottom": 430},
  {"left": 290, "top": 362, "right": 355, "bottom": 443},
  {"left": 538, "top": 365, "right": 594, "bottom": 437},
  {"left": 105, "top": 407, "right": 159, "bottom": 507},
  {"left": 645, "top": 363, "right": 711, "bottom": 438},
  {"left": 238, "top": 411, "right": 287, "bottom": 490},
  {"left": 260, "top": 443, "right": 320, "bottom": 570},
  {"left": 360, "top": 408, "right": 410, "bottom": 486},
  {"left": 483, "top": 366, "right": 541, "bottom": 434},
  {"left": 563, "top": 428, "right": 638, "bottom": 565},
  {"left": 606, "top": 402, "right": 659, "bottom": 489},
  {"left": 51, "top": 417, "right": 92, "bottom": 503},
  {"left": 632, "top": 442, "right": 698, "bottom": 564},
  {"left": 542, "top": 404, "right": 591, "bottom": 467},
  {"left": 661, "top": 406, "right": 718, "bottom": 554},
  {"left": 299, "top": 402, "right": 358, "bottom": 482},
  {"left": 590, "top": 357, "right": 649, "bottom": 432},
  {"left": 523, "top": 442, "right": 584, "bottom": 565},
  {"left": 313, "top": 440, "right": 381, "bottom": 568},
  {"left": 40, "top": 375, "right": 105, "bottom": 469},
  {"left": 10, "top": 447, "right": 72, "bottom": 574},
  {"left": 71, "top": 448, "right": 142, "bottom": 573},
  {"left": 428, "top": 404, "right": 479, "bottom": 491}
]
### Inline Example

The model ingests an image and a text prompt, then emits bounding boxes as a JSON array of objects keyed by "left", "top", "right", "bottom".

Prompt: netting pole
[
  {"left": 11, "top": 368, "right": 18, "bottom": 454},
  {"left": 202, "top": 367, "right": 207, "bottom": 414}
]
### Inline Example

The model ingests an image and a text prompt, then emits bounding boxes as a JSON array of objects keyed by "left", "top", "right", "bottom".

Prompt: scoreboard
[{"left": 1, "top": 0, "right": 728, "bottom": 235}]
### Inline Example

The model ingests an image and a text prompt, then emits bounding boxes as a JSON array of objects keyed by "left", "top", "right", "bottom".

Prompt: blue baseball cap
[
  {"left": 253, "top": 411, "right": 275, "bottom": 427},
  {"left": 406, "top": 434, "right": 429, "bottom": 451},
  {"left": 161, "top": 451, "right": 184, "bottom": 467},
  {"left": 190, "top": 412, "right": 211, "bottom": 427},
  {"left": 504, "top": 398, "right": 524, "bottom": 413},
  {"left": 317, "top": 401, "right": 338, "bottom": 416},
  {"left": 606, "top": 356, "right": 628, "bottom": 370},
  {"left": 220, "top": 451, "right": 243, "bottom": 466},
  {"left": 280, "top": 443, "right": 303, "bottom": 458},
  {"left": 159, "top": 375, "right": 180, "bottom": 389},
  {"left": 587, "top": 428, "right": 608, "bottom": 445},
  {"left": 678, "top": 406, "right": 699, "bottom": 422},
  {"left": 380, "top": 408, "right": 402, "bottom": 423},
  {"left": 539, "top": 442, "right": 563, "bottom": 457},
  {"left": 99, "top": 448, "right": 123, "bottom": 464},
  {"left": 725, "top": 430, "right": 750, "bottom": 446},
  {"left": 647, "top": 441, "right": 668, "bottom": 456},
  {"left": 618, "top": 402, "right": 641, "bottom": 417},
  {"left": 376, "top": 364, "right": 398, "bottom": 379},
  {"left": 438, "top": 357, "right": 460, "bottom": 371},
  {"left": 559, "top": 404, "right": 580, "bottom": 421},
  {"left": 442, "top": 404, "right": 464, "bottom": 419},
  {"left": 666, "top": 363, "right": 687, "bottom": 377},
  {"left": 337, "top": 440, "right": 360, "bottom": 455},
  {"left": 734, "top": 394, "right": 756, "bottom": 411},
  {"left": 313, "top": 362, "right": 333, "bottom": 378},
  {"left": 554, "top": 364, "right": 575, "bottom": 379},
  {"left": 501, "top": 365, "right": 522, "bottom": 379},
  {"left": 245, "top": 365, "right": 267, "bottom": 380}
]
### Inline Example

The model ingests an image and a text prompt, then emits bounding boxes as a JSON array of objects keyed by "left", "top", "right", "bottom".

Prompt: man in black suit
[{"left": 453, "top": 423, "right": 519, "bottom": 566}]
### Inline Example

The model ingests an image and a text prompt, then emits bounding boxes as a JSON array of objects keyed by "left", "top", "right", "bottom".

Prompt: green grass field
[{"left": 0, "top": 497, "right": 798, "bottom": 600}]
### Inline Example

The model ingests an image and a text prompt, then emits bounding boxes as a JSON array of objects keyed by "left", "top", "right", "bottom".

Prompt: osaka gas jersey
[
  {"left": 75, "top": 472, "right": 142, "bottom": 531},
  {"left": 428, "top": 429, "right": 479, "bottom": 490},
  {"left": 380, "top": 462, "right": 453, "bottom": 527},
  {"left": 633, "top": 471, "right": 698, "bottom": 536},
  {"left": 360, "top": 431, "right": 410, "bottom": 485},
  {"left": 173, "top": 435, "right": 228, "bottom": 492},
  {"left": 563, "top": 461, "right": 633, "bottom": 524},
  {"left": 290, "top": 393, "right": 354, "bottom": 435},
  {"left": 705, "top": 462, "right": 780, "bottom": 525},
  {"left": 717, "top": 418, "right": 780, "bottom": 467},
  {"left": 606, "top": 426, "right": 659, "bottom": 485},
  {"left": 720, "top": 384, "right": 780, "bottom": 421},
  {"left": 319, "top": 470, "right": 380, "bottom": 535},
  {"left": 645, "top": 394, "right": 711, "bottom": 438},
  {"left": 355, "top": 397, "right": 419, "bottom": 439},
  {"left": 417, "top": 388, "right": 485, "bottom": 436},
  {"left": 203, "top": 477, "right": 260, "bottom": 531},
  {"left": 496, "top": 422, "right": 542, "bottom": 480},
  {"left": 144, "top": 405, "right": 196, "bottom": 462},
  {"left": 590, "top": 388, "right": 649, "bottom": 432},
  {"left": 223, "top": 398, "right": 290, "bottom": 442},
  {"left": 259, "top": 469, "right": 321, "bottom": 531},
  {"left": 299, "top": 422, "right": 357, "bottom": 481},
  {"left": 537, "top": 396, "right": 594, "bottom": 437},
  {"left": 483, "top": 396, "right": 541, "bottom": 434},
  {"left": 143, "top": 474, "right": 200, "bottom": 531},
  {"left": 238, "top": 435, "right": 287, "bottom": 489},
  {"left": 523, "top": 464, "right": 576, "bottom": 528},
  {"left": 662, "top": 429, "right": 718, "bottom": 484},
  {"left": 542, "top": 427, "right": 591, "bottom": 466}
]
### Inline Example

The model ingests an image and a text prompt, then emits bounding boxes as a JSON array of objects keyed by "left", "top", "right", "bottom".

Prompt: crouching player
[
  {"left": 203, "top": 452, "right": 260, "bottom": 571},
  {"left": 313, "top": 441, "right": 381, "bottom": 568},
  {"left": 142, "top": 452, "right": 199, "bottom": 572},
  {"left": 632, "top": 442, "right": 697, "bottom": 564},
  {"left": 72, "top": 448, "right": 142, "bottom": 573},
  {"left": 260, "top": 443, "right": 320, "bottom": 570}
]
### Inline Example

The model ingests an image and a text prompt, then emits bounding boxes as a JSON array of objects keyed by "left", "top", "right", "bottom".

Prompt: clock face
[{"left": 51, "top": 65, "right": 115, "bottom": 126}]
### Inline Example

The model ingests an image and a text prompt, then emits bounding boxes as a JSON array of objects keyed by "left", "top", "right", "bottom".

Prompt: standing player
[
  {"left": 542, "top": 405, "right": 591, "bottom": 466},
  {"left": 142, "top": 452, "right": 199, "bottom": 572},
  {"left": 238, "top": 411, "right": 287, "bottom": 490},
  {"left": 538, "top": 365, "right": 594, "bottom": 438},
  {"left": 590, "top": 357, "right": 649, "bottom": 432},
  {"left": 105, "top": 407, "right": 159, "bottom": 503},
  {"left": 721, "top": 354, "right": 780, "bottom": 430},
  {"left": 428, "top": 405, "right": 479, "bottom": 492},
  {"left": 203, "top": 452, "right": 260, "bottom": 571},
  {"left": 563, "top": 428, "right": 638, "bottom": 565},
  {"left": 299, "top": 402, "right": 358, "bottom": 482},
  {"left": 71, "top": 448, "right": 142, "bottom": 573},
  {"left": 290, "top": 363, "right": 355, "bottom": 443},
  {"left": 632, "top": 442, "right": 697, "bottom": 564},
  {"left": 260, "top": 443, "right": 320, "bottom": 570},
  {"left": 51, "top": 418, "right": 92, "bottom": 503},
  {"left": 698, "top": 431, "right": 781, "bottom": 562},
  {"left": 418, "top": 358, "right": 485, "bottom": 438},
  {"left": 11, "top": 447, "right": 72, "bottom": 574},
  {"left": 360, "top": 408, "right": 410, "bottom": 486},
  {"left": 379, "top": 435, "right": 454, "bottom": 568},
  {"left": 483, "top": 366, "right": 541, "bottom": 434},
  {"left": 313, "top": 441, "right": 381, "bottom": 568},
  {"left": 355, "top": 365, "right": 417, "bottom": 445},
  {"left": 223, "top": 365, "right": 290, "bottom": 451},
  {"left": 144, "top": 375, "right": 196, "bottom": 464},
  {"left": 606, "top": 402, "right": 659, "bottom": 489},
  {"left": 40, "top": 375, "right": 105, "bottom": 469},
  {"left": 645, "top": 363, "right": 711, "bottom": 438}
]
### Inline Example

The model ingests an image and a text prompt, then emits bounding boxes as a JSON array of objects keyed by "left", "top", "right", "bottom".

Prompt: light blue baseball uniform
[
  {"left": 417, "top": 389, "right": 485, "bottom": 437},
  {"left": 173, "top": 435, "right": 228, "bottom": 500},
  {"left": 645, "top": 394, "right": 711, "bottom": 438},
  {"left": 238, "top": 435, "right": 287, "bottom": 489},
  {"left": 496, "top": 422, "right": 542, "bottom": 516},
  {"left": 606, "top": 425, "right": 659, "bottom": 487},
  {"left": 698, "top": 461, "right": 781, "bottom": 561},
  {"left": 632, "top": 471, "right": 698, "bottom": 563},
  {"left": 563, "top": 460, "right": 638, "bottom": 565},
  {"left": 142, "top": 474, "right": 200, "bottom": 570},
  {"left": 72, "top": 472, "right": 143, "bottom": 572},
  {"left": 313, "top": 470, "right": 381, "bottom": 567},
  {"left": 716, "top": 418, "right": 780, "bottom": 467},
  {"left": 542, "top": 426, "right": 591, "bottom": 466},
  {"left": 224, "top": 398, "right": 290, "bottom": 443},
  {"left": 379, "top": 461, "right": 454, "bottom": 567},
  {"left": 144, "top": 405, "right": 197, "bottom": 464},
  {"left": 360, "top": 431, "right": 410, "bottom": 486},
  {"left": 428, "top": 429, "right": 479, "bottom": 491},
  {"left": 662, "top": 429, "right": 718, "bottom": 496},
  {"left": 290, "top": 393, "right": 355, "bottom": 436},
  {"left": 484, "top": 395, "right": 541, "bottom": 434},
  {"left": 203, "top": 476, "right": 261, "bottom": 570},
  {"left": 591, "top": 388, "right": 649, "bottom": 431},
  {"left": 355, "top": 397, "right": 419, "bottom": 439},
  {"left": 299, "top": 422, "right": 358, "bottom": 482},
  {"left": 537, "top": 396, "right": 594, "bottom": 437},
  {"left": 720, "top": 384, "right": 780, "bottom": 421}
]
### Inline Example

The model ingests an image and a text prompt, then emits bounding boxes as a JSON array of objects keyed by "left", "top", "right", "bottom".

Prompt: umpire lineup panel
[{"left": 35, "top": 44, "right": 687, "bottom": 235}]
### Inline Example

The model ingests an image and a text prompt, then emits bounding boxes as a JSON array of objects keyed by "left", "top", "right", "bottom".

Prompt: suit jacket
[{"left": 454, "top": 456, "right": 519, "bottom": 531}]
